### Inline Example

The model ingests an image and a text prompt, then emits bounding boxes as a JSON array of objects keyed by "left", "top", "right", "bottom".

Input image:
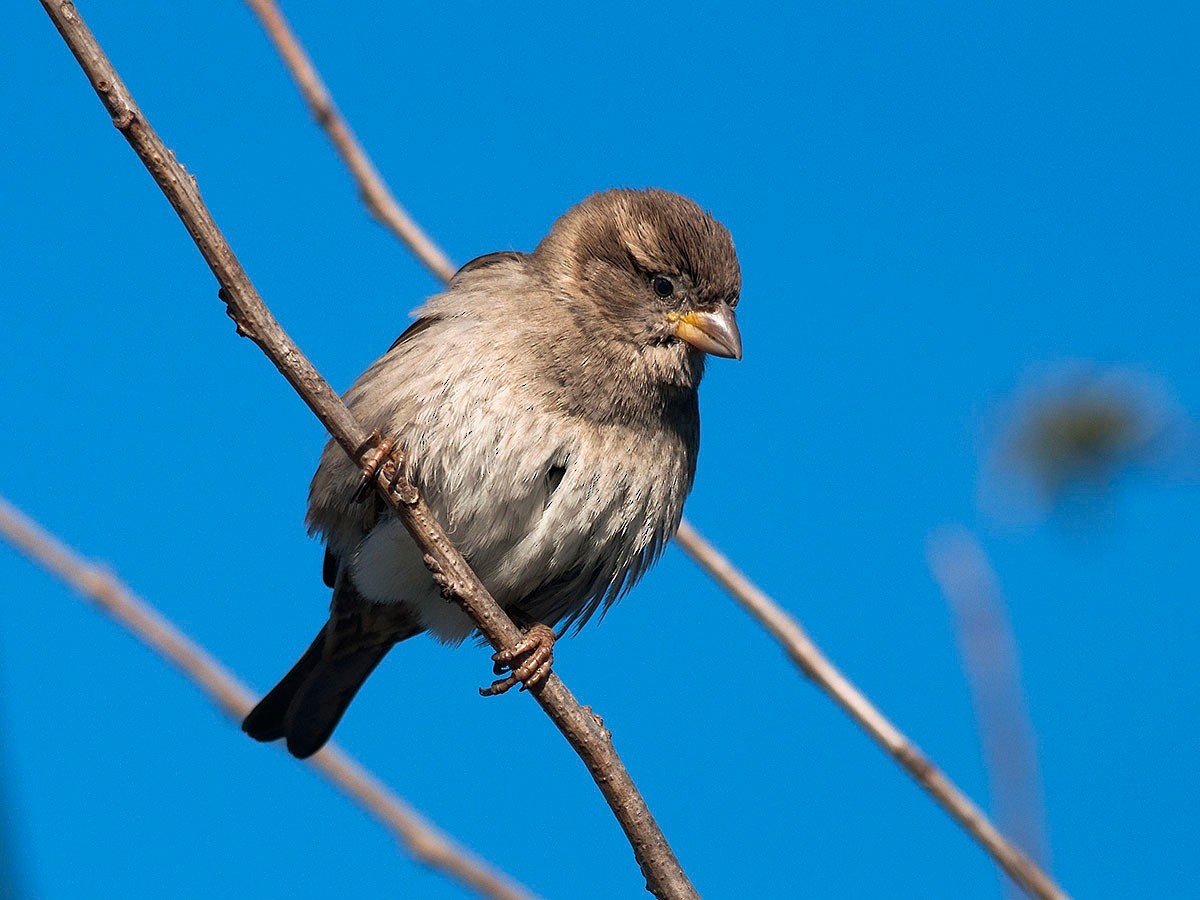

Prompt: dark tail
[{"left": 242, "top": 625, "right": 394, "bottom": 759}]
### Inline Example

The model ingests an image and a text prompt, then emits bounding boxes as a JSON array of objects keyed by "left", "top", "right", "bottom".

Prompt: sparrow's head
[{"left": 534, "top": 189, "right": 742, "bottom": 381}]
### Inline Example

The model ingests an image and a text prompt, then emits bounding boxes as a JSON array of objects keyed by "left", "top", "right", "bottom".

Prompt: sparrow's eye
[{"left": 651, "top": 275, "right": 676, "bottom": 299}]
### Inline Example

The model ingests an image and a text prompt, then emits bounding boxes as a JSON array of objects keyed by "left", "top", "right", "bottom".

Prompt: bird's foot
[
  {"left": 353, "top": 430, "right": 393, "bottom": 502},
  {"left": 481, "top": 623, "right": 556, "bottom": 697},
  {"left": 353, "top": 431, "right": 417, "bottom": 504},
  {"left": 424, "top": 554, "right": 469, "bottom": 602}
]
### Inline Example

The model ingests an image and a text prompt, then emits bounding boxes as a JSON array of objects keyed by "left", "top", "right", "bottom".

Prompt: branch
[
  {"left": 928, "top": 527, "right": 1053, "bottom": 899},
  {"left": 243, "top": 0, "right": 456, "bottom": 283},
  {"left": 673, "top": 522, "right": 1067, "bottom": 900},
  {"left": 38, "top": 3, "right": 695, "bottom": 897},
  {"left": 0, "top": 497, "right": 533, "bottom": 900},
  {"left": 233, "top": 4, "right": 1069, "bottom": 897}
]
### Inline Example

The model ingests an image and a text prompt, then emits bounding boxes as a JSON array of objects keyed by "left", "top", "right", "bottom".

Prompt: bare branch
[
  {"left": 243, "top": 0, "right": 456, "bottom": 283},
  {"left": 928, "top": 527, "right": 1053, "bottom": 899},
  {"left": 37, "top": 2, "right": 695, "bottom": 896},
  {"left": 0, "top": 496, "right": 534, "bottom": 900},
  {"left": 673, "top": 522, "right": 1068, "bottom": 900}
]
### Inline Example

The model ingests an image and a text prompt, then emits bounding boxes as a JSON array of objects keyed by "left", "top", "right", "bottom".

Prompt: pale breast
[
  {"left": 308, "top": 264, "right": 699, "bottom": 642},
  {"left": 342, "top": 366, "right": 694, "bottom": 642},
  {"left": 417, "top": 379, "right": 693, "bottom": 631}
]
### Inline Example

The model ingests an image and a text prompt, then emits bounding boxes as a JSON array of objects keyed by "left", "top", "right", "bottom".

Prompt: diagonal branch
[
  {"left": 236, "top": 5, "right": 1069, "bottom": 896},
  {"left": 37, "top": 3, "right": 696, "bottom": 898},
  {"left": 0, "top": 496, "right": 534, "bottom": 900},
  {"left": 673, "top": 522, "right": 1067, "bottom": 900},
  {"left": 243, "top": 0, "right": 456, "bottom": 282}
]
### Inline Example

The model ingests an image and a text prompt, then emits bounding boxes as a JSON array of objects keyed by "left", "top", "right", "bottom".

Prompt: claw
[
  {"left": 480, "top": 672, "right": 520, "bottom": 697},
  {"left": 518, "top": 657, "right": 554, "bottom": 693},
  {"left": 353, "top": 434, "right": 419, "bottom": 506},
  {"left": 480, "top": 623, "right": 556, "bottom": 697},
  {"left": 353, "top": 430, "right": 395, "bottom": 503}
]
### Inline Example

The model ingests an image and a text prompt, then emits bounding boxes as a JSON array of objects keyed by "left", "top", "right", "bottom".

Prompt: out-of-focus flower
[{"left": 979, "top": 363, "right": 1194, "bottom": 523}]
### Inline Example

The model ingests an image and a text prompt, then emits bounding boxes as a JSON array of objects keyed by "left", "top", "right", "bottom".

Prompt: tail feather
[
  {"left": 242, "top": 626, "right": 328, "bottom": 743},
  {"left": 283, "top": 642, "right": 393, "bottom": 759},
  {"left": 241, "top": 626, "right": 395, "bottom": 759}
]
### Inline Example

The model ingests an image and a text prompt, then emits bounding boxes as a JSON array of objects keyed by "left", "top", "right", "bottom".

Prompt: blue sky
[{"left": 2, "top": 1, "right": 1198, "bottom": 897}]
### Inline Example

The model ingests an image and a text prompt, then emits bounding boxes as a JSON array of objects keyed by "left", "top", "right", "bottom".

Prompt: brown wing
[
  {"left": 449, "top": 250, "right": 527, "bottom": 285},
  {"left": 382, "top": 252, "right": 527, "bottom": 354},
  {"left": 387, "top": 314, "right": 442, "bottom": 353}
]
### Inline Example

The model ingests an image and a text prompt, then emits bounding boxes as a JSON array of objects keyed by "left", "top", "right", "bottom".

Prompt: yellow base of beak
[{"left": 671, "top": 307, "right": 742, "bottom": 360}]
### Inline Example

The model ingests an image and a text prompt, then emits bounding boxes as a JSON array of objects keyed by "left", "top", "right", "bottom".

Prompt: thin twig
[
  {"left": 243, "top": 0, "right": 456, "bottom": 283},
  {"left": 37, "top": 3, "right": 695, "bottom": 897},
  {"left": 0, "top": 496, "right": 533, "bottom": 900},
  {"left": 928, "top": 527, "right": 1053, "bottom": 900},
  {"left": 237, "top": 5, "right": 1069, "bottom": 897},
  {"left": 673, "top": 522, "right": 1067, "bottom": 900}
]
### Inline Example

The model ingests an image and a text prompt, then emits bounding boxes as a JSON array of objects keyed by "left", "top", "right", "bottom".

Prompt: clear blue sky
[{"left": 2, "top": 1, "right": 1198, "bottom": 897}]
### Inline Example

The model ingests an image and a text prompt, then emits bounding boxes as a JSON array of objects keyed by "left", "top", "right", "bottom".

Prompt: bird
[{"left": 242, "top": 188, "right": 742, "bottom": 758}]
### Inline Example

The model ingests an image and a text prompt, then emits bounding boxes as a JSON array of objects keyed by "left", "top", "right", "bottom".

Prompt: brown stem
[
  {"left": 673, "top": 521, "right": 1067, "bottom": 900},
  {"left": 0, "top": 497, "right": 533, "bottom": 900},
  {"left": 243, "top": 0, "right": 457, "bottom": 283},
  {"left": 37, "top": 2, "right": 695, "bottom": 896}
]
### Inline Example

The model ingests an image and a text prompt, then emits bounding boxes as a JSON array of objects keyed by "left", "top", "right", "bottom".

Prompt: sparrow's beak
[{"left": 672, "top": 305, "right": 742, "bottom": 360}]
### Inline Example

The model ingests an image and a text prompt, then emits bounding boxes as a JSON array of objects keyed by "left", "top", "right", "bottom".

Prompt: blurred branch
[
  {"left": 674, "top": 522, "right": 1066, "bottom": 900},
  {"left": 38, "top": 3, "right": 695, "bottom": 897},
  {"left": 928, "top": 527, "right": 1052, "bottom": 900},
  {"left": 0, "top": 496, "right": 533, "bottom": 900},
  {"left": 243, "top": 0, "right": 457, "bottom": 283},
  {"left": 235, "top": 4, "right": 1069, "bottom": 897}
]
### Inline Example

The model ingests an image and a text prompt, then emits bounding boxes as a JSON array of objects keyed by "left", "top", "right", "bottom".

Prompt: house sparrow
[{"left": 243, "top": 188, "right": 742, "bottom": 758}]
